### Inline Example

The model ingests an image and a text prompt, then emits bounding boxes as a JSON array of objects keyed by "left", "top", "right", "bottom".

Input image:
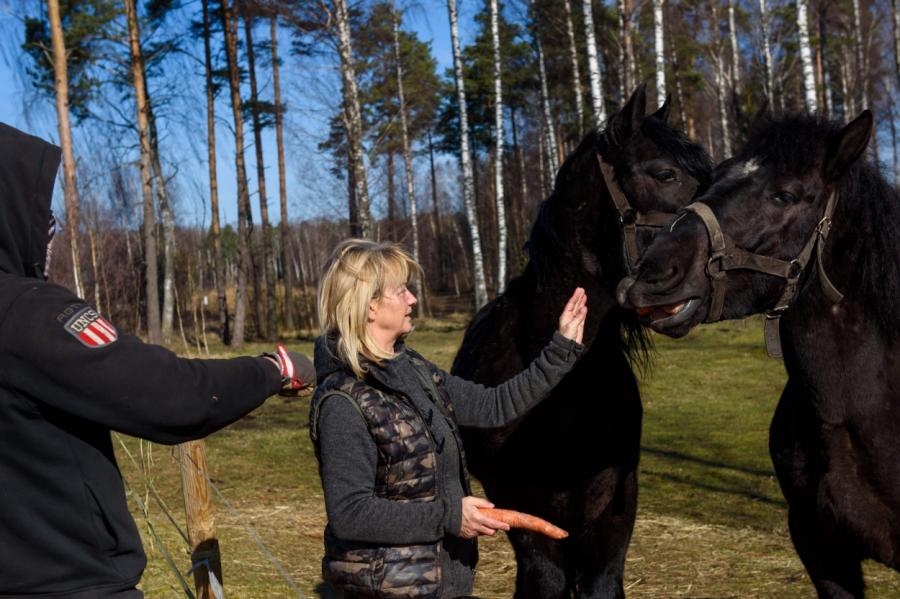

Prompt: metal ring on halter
[
  {"left": 706, "top": 252, "right": 726, "bottom": 279},
  {"left": 619, "top": 208, "right": 637, "bottom": 226},
  {"left": 787, "top": 259, "right": 803, "bottom": 279}
]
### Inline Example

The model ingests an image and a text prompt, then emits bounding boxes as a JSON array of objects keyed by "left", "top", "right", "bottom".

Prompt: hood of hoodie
[{"left": 0, "top": 123, "right": 62, "bottom": 278}]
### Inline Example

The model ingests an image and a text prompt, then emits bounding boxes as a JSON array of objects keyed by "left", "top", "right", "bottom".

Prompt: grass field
[{"left": 120, "top": 317, "right": 900, "bottom": 598}]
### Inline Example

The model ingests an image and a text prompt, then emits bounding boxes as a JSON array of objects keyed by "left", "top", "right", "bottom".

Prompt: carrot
[{"left": 478, "top": 508, "right": 569, "bottom": 540}]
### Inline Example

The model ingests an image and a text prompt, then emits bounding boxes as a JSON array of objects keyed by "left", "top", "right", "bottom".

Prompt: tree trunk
[
  {"left": 270, "top": 14, "right": 294, "bottom": 333},
  {"left": 710, "top": 2, "right": 731, "bottom": 159},
  {"left": 124, "top": 0, "right": 161, "bottom": 343},
  {"left": 581, "top": 0, "right": 607, "bottom": 128},
  {"left": 47, "top": 0, "right": 84, "bottom": 298},
  {"left": 489, "top": 0, "right": 508, "bottom": 293},
  {"left": 244, "top": 8, "right": 277, "bottom": 340},
  {"left": 727, "top": 0, "right": 740, "bottom": 97},
  {"left": 653, "top": 0, "right": 666, "bottom": 106},
  {"left": 392, "top": 6, "right": 428, "bottom": 315},
  {"left": 221, "top": 0, "right": 253, "bottom": 347},
  {"left": 428, "top": 130, "right": 444, "bottom": 286},
  {"left": 563, "top": 0, "right": 585, "bottom": 137},
  {"left": 893, "top": 0, "right": 900, "bottom": 88},
  {"left": 448, "top": 0, "right": 488, "bottom": 309},
  {"left": 146, "top": 92, "right": 175, "bottom": 342},
  {"left": 620, "top": 0, "right": 636, "bottom": 95},
  {"left": 890, "top": 94, "right": 898, "bottom": 186},
  {"left": 796, "top": 0, "right": 818, "bottom": 113},
  {"left": 759, "top": 0, "right": 775, "bottom": 110},
  {"left": 851, "top": 0, "right": 868, "bottom": 111},
  {"left": 387, "top": 151, "right": 396, "bottom": 240},
  {"left": 203, "top": 0, "right": 229, "bottom": 344},
  {"left": 334, "top": 0, "right": 373, "bottom": 238},
  {"left": 818, "top": 1, "right": 833, "bottom": 118},
  {"left": 668, "top": 2, "right": 688, "bottom": 130}
]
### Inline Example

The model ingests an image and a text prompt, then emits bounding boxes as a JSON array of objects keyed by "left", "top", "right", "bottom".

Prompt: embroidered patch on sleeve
[{"left": 64, "top": 306, "right": 119, "bottom": 348}]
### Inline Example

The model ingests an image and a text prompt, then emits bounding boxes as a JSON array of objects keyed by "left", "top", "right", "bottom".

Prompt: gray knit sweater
[{"left": 314, "top": 332, "right": 583, "bottom": 598}]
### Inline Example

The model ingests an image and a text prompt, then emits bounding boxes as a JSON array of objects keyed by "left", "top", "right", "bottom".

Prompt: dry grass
[{"left": 121, "top": 319, "right": 900, "bottom": 597}]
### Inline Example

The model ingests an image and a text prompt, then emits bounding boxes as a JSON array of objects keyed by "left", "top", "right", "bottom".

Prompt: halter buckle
[
  {"left": 816, "top": 216, "right": 832, "bottom": 237},
  {"left": 787, "top": 259, "right": 803, "bottom": 279},
  {"left": 706, "top": 252, "right": 726, "bottom": 280},
  {"left": 619, "top": 208, "right": 637, "bottom": 226}
]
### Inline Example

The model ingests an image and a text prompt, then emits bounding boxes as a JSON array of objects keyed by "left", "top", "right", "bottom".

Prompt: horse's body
[
  {"left": 452, "top": 86, "right": 712, "bottom": 598},
  {"left": 619, "top": 111, "right": 900, "bottom": 598}
]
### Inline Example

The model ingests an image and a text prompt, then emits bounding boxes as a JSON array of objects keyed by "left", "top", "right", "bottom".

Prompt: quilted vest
[{"left": 309, "top": 349, "right": 472, "bottom": 598}]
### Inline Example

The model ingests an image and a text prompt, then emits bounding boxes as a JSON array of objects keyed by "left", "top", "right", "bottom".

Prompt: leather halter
[
  {"left": 597, "top": 155, "right": 677, "bottom": 273},
  {"left": 682, "top": 190, "right": 844, "bottom": 358}
]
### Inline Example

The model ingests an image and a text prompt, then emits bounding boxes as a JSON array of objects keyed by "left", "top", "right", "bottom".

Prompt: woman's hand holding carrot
[
  {"left": 558, "top": 287, "right": 588, "bottom": 344},
  {"left": 458, "top": 496, "right": 511, "bottom": 539}
]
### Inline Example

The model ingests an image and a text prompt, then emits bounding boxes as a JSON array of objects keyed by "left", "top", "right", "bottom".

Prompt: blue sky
[{"left": 0, "top": 0, "right": 483, "bottom": 228}]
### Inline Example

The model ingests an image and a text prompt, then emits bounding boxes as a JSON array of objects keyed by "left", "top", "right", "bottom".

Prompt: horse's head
[
  {"left": 533, "top": 83, "right": 713, "bottom": 287},
  {"left": 617, "top": 110, "right": 874, "bottom": 337}
]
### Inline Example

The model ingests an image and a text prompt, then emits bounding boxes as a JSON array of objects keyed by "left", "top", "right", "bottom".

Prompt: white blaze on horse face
[{"left": 733, "top": 158, "right": 761, "bottom": 179}]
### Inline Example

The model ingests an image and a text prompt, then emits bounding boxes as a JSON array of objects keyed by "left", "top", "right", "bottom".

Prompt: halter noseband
[
  {"left": 597, "top": 155, "right": 677, "bottom": 274},
  {"left": 683, "top": 190, "right": 844, "bottom": 357}
]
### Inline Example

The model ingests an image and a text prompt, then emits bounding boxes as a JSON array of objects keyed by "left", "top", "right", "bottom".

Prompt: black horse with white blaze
[
  {"left": 619, "top": 110, "right": 900, "bottom": 598},
  {"left": 452, "top": 85, "right": 712, "bottom": 598}
]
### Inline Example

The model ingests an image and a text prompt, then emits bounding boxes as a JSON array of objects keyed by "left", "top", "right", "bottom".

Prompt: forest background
[{"left": 0, "top": 0, "right": 897, "bottom": 348}]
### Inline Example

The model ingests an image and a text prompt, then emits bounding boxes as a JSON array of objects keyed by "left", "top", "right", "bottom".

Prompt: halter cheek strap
[
  {"left": 684, "top": 190, "right": 843, "bottom": 358},
  {"left": 597, "top": 155, "right": 677, "bottom": 274}
]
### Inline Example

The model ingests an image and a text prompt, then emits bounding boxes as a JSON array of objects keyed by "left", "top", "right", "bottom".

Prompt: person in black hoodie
[{"left": 0, "top": 123, "right": 313, "bottom": 597}]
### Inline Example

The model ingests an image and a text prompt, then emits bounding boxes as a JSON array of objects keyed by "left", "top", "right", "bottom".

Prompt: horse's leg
[
  {"left": 770, "top": 381, "right": 864, "bottom": 599},
  {"left": 508, "top": 528, "right": 571, "bottom": 599},
  {"left": 572, "top": 469, "right": 636, "bottom": 599}
]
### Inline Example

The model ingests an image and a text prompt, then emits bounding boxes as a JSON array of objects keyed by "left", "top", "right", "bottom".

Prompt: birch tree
[
  {"left": 818, "top": 1, "right": 834, "bottom": 118},
  {"left": 581, "top": 0, "right": 607, "bottom": 128},
  {"left": 796, "top": 0, "right": 818, "bottom": 113},
  {"left": 563, "top": 0, "right": 585, "bottom": 136},
  {"left": 221, "top": 0, "right": 254, "bottom": 346},
  {"left": 851, "top": 0, "right": 868, "bottom": 111},
  {"left": 709, "top": 2, "right": 731, "bottom": 159},
  {"left": 334, "top": 0, "right": 373, "bottom": 238},
  {"left": 448, "top": 0, "right": 488, "bottom": 309},
  {"left": 202, "top": 0, "right": 229, "bottom": 343},
  {"left": 727, "top": 0, "right": 740, "bottom": 97},
  {"left": 489, "top": 0, "right": 508, "bottom": 291},
  {"left": 619, "top": 0, "right": 636, "bottom": 94},
  {"left": 391, "top": 5, "right": 426, "bottom": 311},
  {"left": 534, "top": 8, "right": 559, "bottom": 175},
  {"left": 46, "top": 0, "right": 84, "bottom": 298},
  {"left": 759, "top": 0, "right": 775, "bottom": 109},
  {"left": 271, "top": 13, "right": 295, "bottom": 332},
  {"left": 124, "top": 0, "right": 161, "bottom": 343},
  {"left": 653, "top": 0, "right": 666, "bottom": 106}
]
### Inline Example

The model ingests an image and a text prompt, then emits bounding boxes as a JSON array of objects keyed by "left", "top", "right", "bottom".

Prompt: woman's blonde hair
[{"left": 317, "top": 238, "right": 422, "bottom": 378}]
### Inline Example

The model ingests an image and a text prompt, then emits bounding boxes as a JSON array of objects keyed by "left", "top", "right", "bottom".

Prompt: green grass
[{"left": 120, "top": 318, "right": 900, "bottom": 597}]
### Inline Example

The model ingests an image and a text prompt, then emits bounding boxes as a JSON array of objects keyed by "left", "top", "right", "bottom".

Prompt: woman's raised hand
[{"left": 558, "top": 287, "right": 588, "bottom": 344}]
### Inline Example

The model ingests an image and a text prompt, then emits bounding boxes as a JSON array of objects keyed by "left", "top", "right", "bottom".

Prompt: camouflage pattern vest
[{"left": 309, "top": 349, "right": 473, "bottom": 599}]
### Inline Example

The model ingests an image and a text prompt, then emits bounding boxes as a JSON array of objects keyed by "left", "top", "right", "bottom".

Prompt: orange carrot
[{"left": 478, "top": 508, "right": 569, "bottom": 540}]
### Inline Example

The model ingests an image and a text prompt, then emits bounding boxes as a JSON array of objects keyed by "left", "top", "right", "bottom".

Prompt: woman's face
[{"left": 368, "top": 281, "right": 418, "bottom": 345}]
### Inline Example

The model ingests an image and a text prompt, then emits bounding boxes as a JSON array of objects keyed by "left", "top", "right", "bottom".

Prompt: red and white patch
[{"left": 64, "top": 306, "right": 118, "bottom": 348}]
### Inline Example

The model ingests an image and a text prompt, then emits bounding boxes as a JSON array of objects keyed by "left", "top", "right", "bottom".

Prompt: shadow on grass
[
  {"left": 642, "top": 468, "right": 786, "bottom": 507},
  {"left": 642, "top": 446, "right": 772, "bottom": 478}
]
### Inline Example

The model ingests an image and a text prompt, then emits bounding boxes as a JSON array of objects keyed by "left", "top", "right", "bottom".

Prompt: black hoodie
[{"left": 0, "top": 123, "right": 282, "bottom": 596}]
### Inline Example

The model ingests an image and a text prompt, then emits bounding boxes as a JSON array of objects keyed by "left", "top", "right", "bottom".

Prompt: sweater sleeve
[
  {"left": 317, "top": 394, "right": 460, "bottom": 543},
  {"left": 442, "top": 331, "right": 583, "bottom": 428},
  {"left": 0, "top": 284, "right": 283, "bottom": 444}
]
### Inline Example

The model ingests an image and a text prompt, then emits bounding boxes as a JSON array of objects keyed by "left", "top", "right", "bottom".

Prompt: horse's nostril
[{"left": 616, "top": 276, "right": 637, "bottom": 308}]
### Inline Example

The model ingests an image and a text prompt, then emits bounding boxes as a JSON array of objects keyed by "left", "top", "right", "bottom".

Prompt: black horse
[
  {"left": 451, "top": 85, "right": 713, "bottom": 598},
  {"left": 617, "top": 111, "right": 900, "bottom": 598}
]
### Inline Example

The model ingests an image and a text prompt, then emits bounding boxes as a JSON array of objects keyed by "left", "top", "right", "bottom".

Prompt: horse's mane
[
  {"left": 525, "top": 117, "right": 712, "bottom": 368},
  {"left": 747, "top": 115, "right": 900, "bottom": 337}
]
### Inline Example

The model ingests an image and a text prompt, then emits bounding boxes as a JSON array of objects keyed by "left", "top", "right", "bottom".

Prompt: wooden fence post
[{"left": 178, "top": 439, "right": 224, "bottom": 598}]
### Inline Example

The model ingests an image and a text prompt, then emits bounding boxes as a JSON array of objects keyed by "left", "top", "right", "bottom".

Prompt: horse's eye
[
  {"left": 771, "top": 191, "right": 796, "bottom": 204},
  {"left": 654, "top": 170, "right": 677, "bottom": 183}
]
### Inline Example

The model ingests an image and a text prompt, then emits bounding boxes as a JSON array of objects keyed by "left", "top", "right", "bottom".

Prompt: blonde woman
[{"left": 309, "top": 239, "right": 587, "bottom": 598}]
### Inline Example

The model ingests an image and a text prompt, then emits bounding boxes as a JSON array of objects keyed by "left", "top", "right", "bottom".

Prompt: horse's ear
[
  {"left": 609, "top": 82, "right": 648, "bottom": 144},
  {"left": 651, "top": 93, "right": 672, "bottom": 123},
  {"left": 747, "top": 100, "right": 771, "bottom": 140},
  {"left": 824, "top": 110, "right": 873, "bottom": 182}
]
